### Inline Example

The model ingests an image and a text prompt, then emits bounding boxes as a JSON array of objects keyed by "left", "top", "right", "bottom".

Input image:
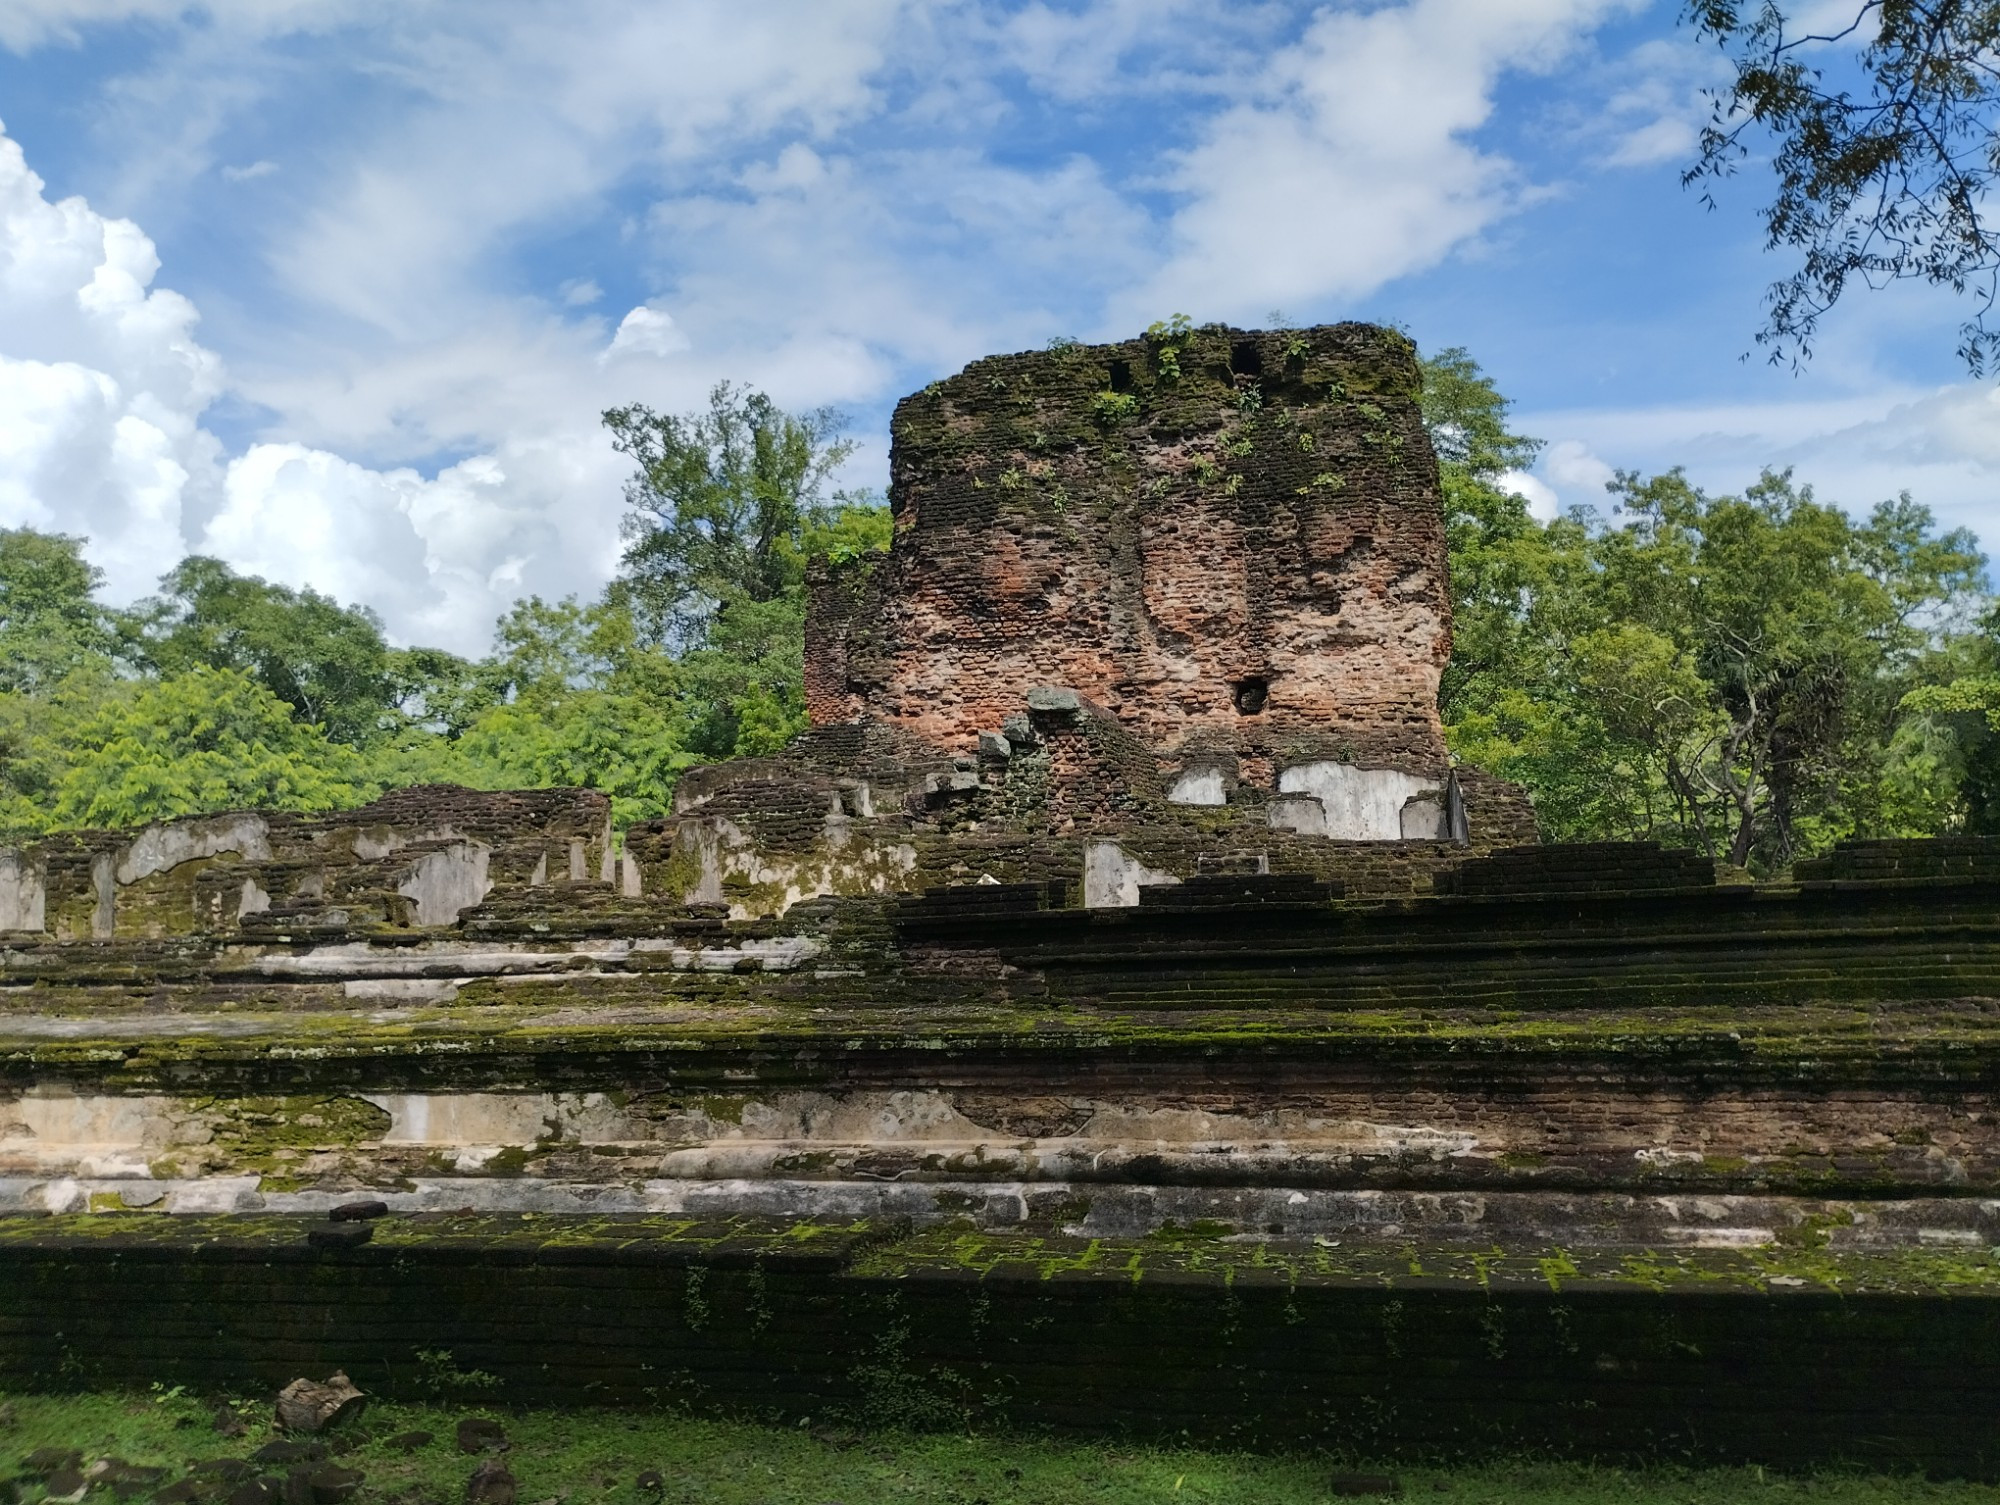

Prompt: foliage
[
  {"left": 0, "top": 529, "right": 121, "bottom": 693},
  {"left": 1684, "top": 1, "right": 2000, "bottom": 370},
  {"left": 131, "top": 557, "right": 397, "bottom": 745},
  {"left": 25, "top": 669, "right": 370, "bottom": 832},
  {"left": 1425, "top": 346, "right": 1990, "bottom": 869},
  {"left": 606, "top": 382, "right": 859, "bottom": 650}
]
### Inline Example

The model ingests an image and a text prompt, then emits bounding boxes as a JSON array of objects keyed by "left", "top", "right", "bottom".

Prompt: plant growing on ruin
[{"left": 1092, "top": 390, "right": 1139, "bottom": 425}]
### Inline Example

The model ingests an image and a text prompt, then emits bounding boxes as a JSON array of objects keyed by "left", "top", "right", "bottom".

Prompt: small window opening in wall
[
  {"left": 1232, "top": 677, "right": 1269, "bottom": 715},
  {"left": 1230, "top": 342, "right": 1263, "bottom": 377},
  {"left": 1108, "top": 359, "right": 1133, "bottom": 393}
]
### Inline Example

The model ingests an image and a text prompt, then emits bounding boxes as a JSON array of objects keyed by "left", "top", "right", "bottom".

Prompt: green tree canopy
[
  {"left": 606, "top": 382, "right": 860, "bottom": 649},
  {"left": 132, "top": 557, "right": 397, "bottom": 745},
  {"left": 44, "top": 668, "right": 371, "bottom": 830},
  {"left": 0, "top": 528, "right": 121, "bottom": 692}
]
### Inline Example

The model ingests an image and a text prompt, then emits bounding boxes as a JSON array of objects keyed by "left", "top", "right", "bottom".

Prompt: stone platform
[{"left": 2, "top": 1212, "right": 1997, "bottom": 1474}]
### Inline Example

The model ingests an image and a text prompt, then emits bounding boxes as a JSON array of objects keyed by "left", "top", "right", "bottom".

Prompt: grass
[{"left": 1, "top": 1392, "right": 1997, "bottom": 1505}]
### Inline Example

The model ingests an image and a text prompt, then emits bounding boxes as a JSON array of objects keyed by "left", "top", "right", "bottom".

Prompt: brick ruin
[
  {"left": 808, "top": 322, "right": 1452, "bottom": 777},
  {"left": 652, "top": 323, "right": 1537, "bottom": 918},
  {"left": 5, "top": 327, "right": 2000, "bottom": 1470}
]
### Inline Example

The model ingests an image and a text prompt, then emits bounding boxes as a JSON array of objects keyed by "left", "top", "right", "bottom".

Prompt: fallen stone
[
  {"left": 465, "top": 1460, "right": 516, "bottom": 1505},
  {"left": 282, "top": 1463, "right": 362, "bottom": 1505},
  {"left": 1328, "top": 1474, "right": 1401, "bottom": 1497},
  {"left": 211, "top": 1410, "right": 249, "bottom": 1440},
  {"left": 24, "top": 1450, "right": 82, "bottom": 1477},
  {"left": 635, "top": 1470, "right": 663, "bottom": 1493},
  {"left": 1024, "top": 686, "right": 1081, "bottom": 715},
  {"left": 150, "top": 1482, "right": 202, "bottom": 1504},
  {"left": 250, "top": 1441, "right": 325, "bottom": 1468},
  {"left": 191, "top": 1461, "right": 257, "bottom": 1483},
  {"left": 274, "top": 1372, "right": 365, "bottom": 1434},
  {"left": 100, "top": 1460, "right": 169, "bottom": 1500},
  {"left": 327, "top": 1201, "right": 388, "bottom": 1223},
  {"left": 385, "top": 1431, "right": 433, "bottom": 1454},
  {"left": 455, "top": 1418, "right": 507, "bottom": 1455},
  {"left": 42, "top": 1467, "right": 86, "bottom": 1502},
  {"left": 304, "top": 1226, "right": 372, "bottom": 1252},
  {"left": 225, "top": 1480, "right": 280, "bottom": 1505}
]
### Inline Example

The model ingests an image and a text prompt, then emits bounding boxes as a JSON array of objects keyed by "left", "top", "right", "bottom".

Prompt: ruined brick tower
[
  {"left": 807, "top": 322, "right": 1453, "bottom": 789},
  {"left": 647, "top": 322, "right": 1535, "bottom": 910}
]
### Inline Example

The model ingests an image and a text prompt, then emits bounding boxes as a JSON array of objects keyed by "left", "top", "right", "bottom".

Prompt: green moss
[{"left": 149, "top": 1093, "right": 392, "bottom": 1186}]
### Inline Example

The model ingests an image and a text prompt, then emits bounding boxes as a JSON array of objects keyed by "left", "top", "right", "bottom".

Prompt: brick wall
[{"left": 808, "top": 323, "right": 1452, "bottom": 772}]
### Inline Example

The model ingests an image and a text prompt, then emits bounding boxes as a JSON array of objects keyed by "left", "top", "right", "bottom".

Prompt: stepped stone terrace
[{"left": 4, "top": 326, "right": 2000, "bottom": 1473}]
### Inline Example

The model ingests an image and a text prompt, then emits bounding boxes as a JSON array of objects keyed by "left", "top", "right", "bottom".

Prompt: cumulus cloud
[
  {"left": 604, "top": 305, "right": 691, "bottom": 362},
  {"left": 1498, "top": 469, "right": 1561, "bottom": 520},
  {"left": 0, "top": 125, "right": 220, "bottom": 596},
  {"left": 1125, "top": 0, "right": 1640, "bottom": 324},
  {"left": 0, "top": 118, "right": 640, "bottom": 651}
]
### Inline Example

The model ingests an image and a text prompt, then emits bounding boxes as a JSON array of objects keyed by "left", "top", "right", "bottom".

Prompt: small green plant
[
  {"left": 1225, "top": 436, "right": 1254, "bottom": 457},
  {"left": 1145, "top": 313, "right": 1195, "bottom": 382},
  {"left": 998, "top": 467, "right": 1026, "bottom": 490},
  {"left": 1045, "top": 335, "right": 1080, "bottom": 351},
  {"left": 1092, "top": 390, "right": 1139, "bottom": 426},
  {"left": 1189, "top": 455, "right": 1221, "bottom": 486},
  {"left": 1285, "top": 334, "right": 1310, "bottom": 361},
  {"left": 1235, "top": 384, "right": 1262, "bottom": 413},
  {"left": 1297, "top": 431, "right": 1315, "bottom": 452},
  {"left": 413, "top": 1348, "right": 502, "bottom": 1400}
]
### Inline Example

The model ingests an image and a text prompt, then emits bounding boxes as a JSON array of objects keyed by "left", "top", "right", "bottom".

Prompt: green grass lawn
[{"left": 0, "top": 1390, "right": 1993, "bottom": 1504}]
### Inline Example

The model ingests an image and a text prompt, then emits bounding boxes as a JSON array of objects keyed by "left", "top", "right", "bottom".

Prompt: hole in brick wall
[
  {"left": 1232, "top": 678, "right": 1269, "bottom": 715},
  {"left": 1230, "top": 342, "right": 1263, "bottom": 377},
  {"left": 1108, "top": 359, "right": 1133, "bottom": 393}
]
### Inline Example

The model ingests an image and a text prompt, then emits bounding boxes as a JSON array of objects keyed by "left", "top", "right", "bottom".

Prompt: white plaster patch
[
  {"left": 397, "top": 841, "right": 492, "bottom": 926},
  {"left": 116, "top": 814, "right": 271, "bottom": 885},
  {"left": 1167, "top": 768, "right": 1228, "bottom": 807},
  {"left": 1084, "top": 841, "right": 1181, "bottom": 908},
  {"left": 341, "top": 978, "right": 460, "bottom": 1003},
  {"left": 0, "top": 849, "right": 45, "bottom": 932},
  {"left": 1275, "top": 762, "right": 1441, "bottom": 841}
]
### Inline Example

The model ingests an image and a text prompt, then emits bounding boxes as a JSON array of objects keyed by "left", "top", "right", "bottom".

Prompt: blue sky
[{"left": 1, "top": 0, "right": 1994, "bottom": 652}]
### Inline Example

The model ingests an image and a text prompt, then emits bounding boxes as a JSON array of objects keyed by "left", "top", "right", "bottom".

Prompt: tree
[
  {"left": 133, "top": 558, "right": 397, "bottom": 745},
  {"left": 1418, "top": 348, "right": 1560, "bottom": 724},
  {"left": 1685, "top": 1, "right": 2000, "bottom": 369},
  {"left": 0, "top": 528, "right": 122, "bottom": 692},
  {"left": 47, "top": 669, "right": 370, "bottom": 830},
  {"left": 603, "top": 384, "right": 889, "bottom": 761},
  {"left": 1449, "top": 459, "right": 1986, "bottom": 866},
  {"left": 605, "top": 383, "right": 859, "bottom": 649}
]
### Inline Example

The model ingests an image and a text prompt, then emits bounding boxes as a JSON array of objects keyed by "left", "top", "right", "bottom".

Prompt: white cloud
[
  {"left": 220, "top": 159, "right": 278, "bottom": 182},
  {"left": 1520, "top": 383, "right": 2000, "bottom": 551},
  {"left": 1125, "top": 0, "right": 1639, "bottom": 325},
  {"left": 1498, "top": 468, "right": 1560, "bottom": 520},
  {"left": 1541, "top": 437, "right": 1619, "bottom": 500},
  {"left": 603, "top": 305, "right": 691, "bottom": 362},
  {"left": 0, "top": 118, "right": 642, "bottom": 651},
  {"left": 0, "top": 124, "right": 221, "bottom": 596}
]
